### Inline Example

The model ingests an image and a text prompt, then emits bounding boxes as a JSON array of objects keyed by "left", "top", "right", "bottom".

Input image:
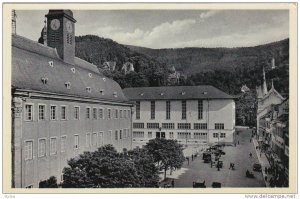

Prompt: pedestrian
[
  {"left": 250, "top": 138, "right": 252, "bottom": 143},
  {"left": 238, "top": 140, "right": 239, "bottom": 145},
  {"left": 249, "top": 152, "right": 252, "bottom": 158},
  {"left": 260, "top": 153, "right": 262, "bottom": 157},
  {"left": 192, "top": 154, "right": 194, "bottom": 161},
  {"left": 265, "top": 176, "right": 268, "bottom": 182},
  {"left": 265, "top": 167, "right": 268, "bottom": 174},
  {"left": 186, "top": 157, "right": 189, "bottom": 165},
  {"left": 171, "top": 179, "right": 175, "bottom": 188}
]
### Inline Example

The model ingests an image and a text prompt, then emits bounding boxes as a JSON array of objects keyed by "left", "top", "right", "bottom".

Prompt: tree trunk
[
  {"left": 164, "top": 167, "right": 167, "bottom": 180},
  {"left": 170, "top": 168, "right": 173, "bottom": 175}
]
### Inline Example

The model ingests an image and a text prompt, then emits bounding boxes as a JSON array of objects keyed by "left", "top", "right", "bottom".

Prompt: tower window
[
  {"left": 48, "top": 61, "right": 54, "bottom": 67},
  {"left": 86, "top": 87, "right": 91, "bottom": 93},
  {"left": 100, "top": 89, "right": 105, "bottom": 95},
  {"left": 88, "top": 73, "right": 92, "bottom": 78},
  {"left": 71, "top": 68, "right": 76, "bottom": 73}
]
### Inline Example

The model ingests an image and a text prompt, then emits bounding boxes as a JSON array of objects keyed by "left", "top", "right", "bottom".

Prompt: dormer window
[
  {"left": 48, "top": 61, "right": 54, "bottom": 67},
  {"left": 113, "top": 92, "right": 117, "bottom": 97},
  {"left": 100, "top": 89, "right": 105, "bottom": 95},
  {"left": 181, "top": 92, "right": 186, "bottom": 95},
  {"left": 71, "top": 68, "right": 76, "bottom": 73},
  {"left": 160, "top": 93, "right": 164, "bottom": 96},
  {"left": 86, "top": 87, "right": 91, "bottom": 93},
  {"left": 88, "top": 73, "right": 92, "bottom": 78},
  {"left": 140, "top": 93, "right": 144, "bottom": 96},
  {"left": 203, "top": 91, "right": 208, "bottom": 95},
  {"left": 65, "top": 82, "right": 71, "bottom": 89},
  {"left": 102, "top": 77, "right": 106, "bottom": 81},
  {"left": 41, "top": 77, "right": 48, "bottom": 84}
]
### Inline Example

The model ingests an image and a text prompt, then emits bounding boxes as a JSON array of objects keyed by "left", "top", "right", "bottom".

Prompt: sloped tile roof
[
  {"left": 123, "top": 85, "right": 234, "bottom": 101},
  {"left": 12, "top": 34, "right": 128, "bottom": 103}
]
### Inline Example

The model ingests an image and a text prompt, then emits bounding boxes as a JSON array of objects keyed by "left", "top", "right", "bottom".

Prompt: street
[{"left": 170, "top": 128, "right": 266, "bottom": 188}]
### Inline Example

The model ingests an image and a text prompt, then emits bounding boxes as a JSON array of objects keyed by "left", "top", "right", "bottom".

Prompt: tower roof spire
[{"left": 262, "top": 66, "right": 268, "bottom": 95}]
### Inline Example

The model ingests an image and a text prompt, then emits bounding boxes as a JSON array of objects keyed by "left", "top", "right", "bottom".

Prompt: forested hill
[
  {"left": 75, "top": 35, "right": 170, "bottom": 88},
  {"left": 126, "top": 39, "right": 289, "bottom": 74}
]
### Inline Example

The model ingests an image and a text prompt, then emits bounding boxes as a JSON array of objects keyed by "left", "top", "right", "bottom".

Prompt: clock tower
[{"left": 46, "top": 10, "right": 76, "bottom": 65}]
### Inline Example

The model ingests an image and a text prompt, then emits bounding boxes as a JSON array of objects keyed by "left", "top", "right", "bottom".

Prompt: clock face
[
  {"left": 66, "top": 21, "right": 73, "bottom": 33},
  {"left": 50, "top": 19, "right": 60, "bottom": 30}
]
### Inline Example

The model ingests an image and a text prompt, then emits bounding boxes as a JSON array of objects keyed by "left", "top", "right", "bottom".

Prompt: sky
[{"left": 15, "top": 10, "right": 289, "bottom": 49}]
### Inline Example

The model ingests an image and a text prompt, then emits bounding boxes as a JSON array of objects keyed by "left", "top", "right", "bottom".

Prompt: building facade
[
  {"left": 123, "top": 86, "right": 236, "bottom": 148},
  {"left": 11, "top": 10, "right": 133, "bottom": 188}
]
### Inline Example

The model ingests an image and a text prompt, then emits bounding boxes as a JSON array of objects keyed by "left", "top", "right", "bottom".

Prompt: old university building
[
  {"left": 123, "top": 86, "right": 236, "bottom": 147},
  {"left": 11, "top": 10, "right": 133, "bottom": 188}
]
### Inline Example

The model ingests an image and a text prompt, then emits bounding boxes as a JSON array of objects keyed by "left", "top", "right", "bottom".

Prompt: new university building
[
  {"left": 123, "top": 86, "right": 236, "bottom": 148},
  {"left": 11, "top": 10, "right": 235, "bottom": 188}
]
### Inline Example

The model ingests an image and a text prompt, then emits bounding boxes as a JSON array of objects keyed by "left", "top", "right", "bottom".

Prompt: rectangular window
[
  {"left": 74, "top": 106, "right": 80, "bottom": 120},
  {"left": 115, "top": 109, "right": 118, "bottom": 119},
  {"left": 182, "top": 100, "right": 186, "bottom": 120},
  {"left": 61, "top": 106, "right": 67, "bottom": 120},
  {"left": 50, "top": 105, "right": 57, "bottom": 120},
  {"left": 38, "top": 105, "right": 45, "bottom": 120},
  {"left": 124, "top": 110, "right": 127, "bottom": 119},
  {"left": 213, "top": 133, "right": 219, "bottom": 138},
  {"left": 128, "top": 110, "right": 131, "bottom": 119},
  {"left": 178, "top": 123, "right": 191, "bottom": 129},
  {"left": 198, "top": 100, "right": 203, "bottom": 120},
  {"left": 98, "top": 132, "right": 103, "bottom": 146},
  {"left": 86, "top": 133, "right": 91, "bottom": 147},
  {"left": 107, "top": 108, "right": 111, "bottom": 119},
  {"left": 92, "top": 133, "right": 98, "bottom": 146},
  {"left": 61, "top": 136, "right": 66, "bottom": 153},
  {"left": 220, "top": 133, "right": 226, "bottom": 138},
  {"left": 177, "top": 132, "right": 191, "bottom": 139},
  {"left": 120, "top": 110, "right": 123, "bottom": 119},
  {"left": 38, "top": 139, "right": 46, "bottom": 157},
  {"left": 74, "top": 135, "right": 79, "bottom": 149},
  {"left": 147, "top": 123, "right": 159, "bottom": 129},
  {"left": 25, "top": 104, "right": 33, "bottom": 121},
  {"left": 133, "top": 123, "right": 144, "bottom": 129},
  {"left": 215, "top": 123, "right": 225, "bottom": 129},
  {"left": 93, "top": 108, "right": 97, "bottom": 119},
  {"left": 148, "top": 132, "right": 152, "bottom": 138},
  {"left": 150, "top": 101, "right": 155, "bottom": 119},
  {"left": 133, "top": 131, "right": 144, "bottom": 138},
  {"left": 194, "top": 132, "right": 208, "bottom": 140},
  {"left": 166, "top": 101, "right": 171, "bottom": 120},
  {"left": 86, "top": 107, "right": 90, "bottom": 119},
  {"left": 162, "top": 123, "right": 175, "bottom": 129},
  {"left": 50, "top": 138, "right": 57, "bottom": 155},
  {"left": 24, "top": 141, "right": 33, "bottom": 160},
  {"left": 169, "top": 132, "right": 174, "bottom": 139},
  {"left": 194, "top": 123, "right": 208, "bottom": 129},
  {"left": 136, "top": 101, "right": 140, "bottom": 119},
  {"left": 115, "top": 130, "right": 118, "bottom": 140},
  {"left": 120, "top": 130, "right": 122, "bottom": 140},
  {"left": 99, "top": 108, "right": 104, "bottom": 119}
]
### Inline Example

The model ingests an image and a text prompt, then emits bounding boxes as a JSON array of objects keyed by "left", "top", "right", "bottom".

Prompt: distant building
[
  {"left": 167, "top": 66, "right": 181, "bottom": 85},
  {"left": 121, "top": 62, "right": 134, "bottom": 74},
  {"left": 102, "top": 61, "right": 116, "bottom": 71},
  {"left": 241, "top": 84, "right": 250, "bottom": 93},
  {"left": 11, "top": 10, "right": 133, "bottom": 188},
  {"left": 123, "top": 86, "right": 236, "bottom": 147}
]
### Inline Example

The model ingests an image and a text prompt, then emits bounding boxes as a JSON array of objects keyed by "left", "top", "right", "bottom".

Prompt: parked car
[
  {"left": 193, "top": 180, "right": 206, "bottom": 188},
  {"left": 253, "top": 163, "right": 262, "bottom": 172},
  {"left": 212, "top": 182, "right": 222, "bottom": 188}
]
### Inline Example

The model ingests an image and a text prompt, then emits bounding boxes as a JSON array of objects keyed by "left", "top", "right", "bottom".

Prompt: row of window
[
  {"left": 132, "top": 123, "right": 221, "bottom": 129},
  {"left": 24, "top": 129, "right": 130, "bottom": 160},
  {"left": 24, "top": 104, "right": 131, "bottom": 121},
  {"left": 136, "top": 100, "right": 204, "bottom": 120},
  {"left": 213, "top": 132, "right": 226, "bottom": 138},
  {"left": 132, "top": 131, "right": 209, "bottom": 139}
]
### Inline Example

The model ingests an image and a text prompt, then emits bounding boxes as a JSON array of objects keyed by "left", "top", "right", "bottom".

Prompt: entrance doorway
[{"left": 156, "top": 132, "right": 165, "bottom": 138}]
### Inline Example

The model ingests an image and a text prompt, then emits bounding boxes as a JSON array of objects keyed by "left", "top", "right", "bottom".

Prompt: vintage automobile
[
  {"left": 193, "top": 180, "right": 206, "bottom": 188},
  {"left": 203, "top": 152, "right": 212, "bottom": 163},
  {"left": 253, "top": 163, "right": 262, "bottom": 172},
  {"left": 212, "top": 182, "right": 222, "bottom": 188}
]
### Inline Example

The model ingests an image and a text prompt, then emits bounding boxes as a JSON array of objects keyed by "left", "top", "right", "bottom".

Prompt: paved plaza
[{"left": 161, "top": 128, "right": 266, "bottom": 188}]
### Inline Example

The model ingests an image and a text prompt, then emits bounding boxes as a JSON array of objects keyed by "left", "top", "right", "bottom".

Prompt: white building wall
[{"left": 133, "top": 99, "right": 235, "bottom": 147}]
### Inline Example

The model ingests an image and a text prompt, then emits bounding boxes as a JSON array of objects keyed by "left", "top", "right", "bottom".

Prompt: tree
[
  {"left": 145, "top": 138, "right": 185, "bottom": 180},
  {"left": 128, "top": 147, "right": 160, "bottom": 187},
  {"left": 39, "top": 176, "right": 58, "bottom": 188},
  {"left": 62, "top": 145, "right": 159, "bottom": 188}
]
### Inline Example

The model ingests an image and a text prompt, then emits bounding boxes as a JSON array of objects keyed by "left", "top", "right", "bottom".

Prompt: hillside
[
  {"left": 75, "top": 35, "right": 170, "bottom": 88},
  {"left": 126, "top": 39, "right": 289, "bottom": 74}
]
